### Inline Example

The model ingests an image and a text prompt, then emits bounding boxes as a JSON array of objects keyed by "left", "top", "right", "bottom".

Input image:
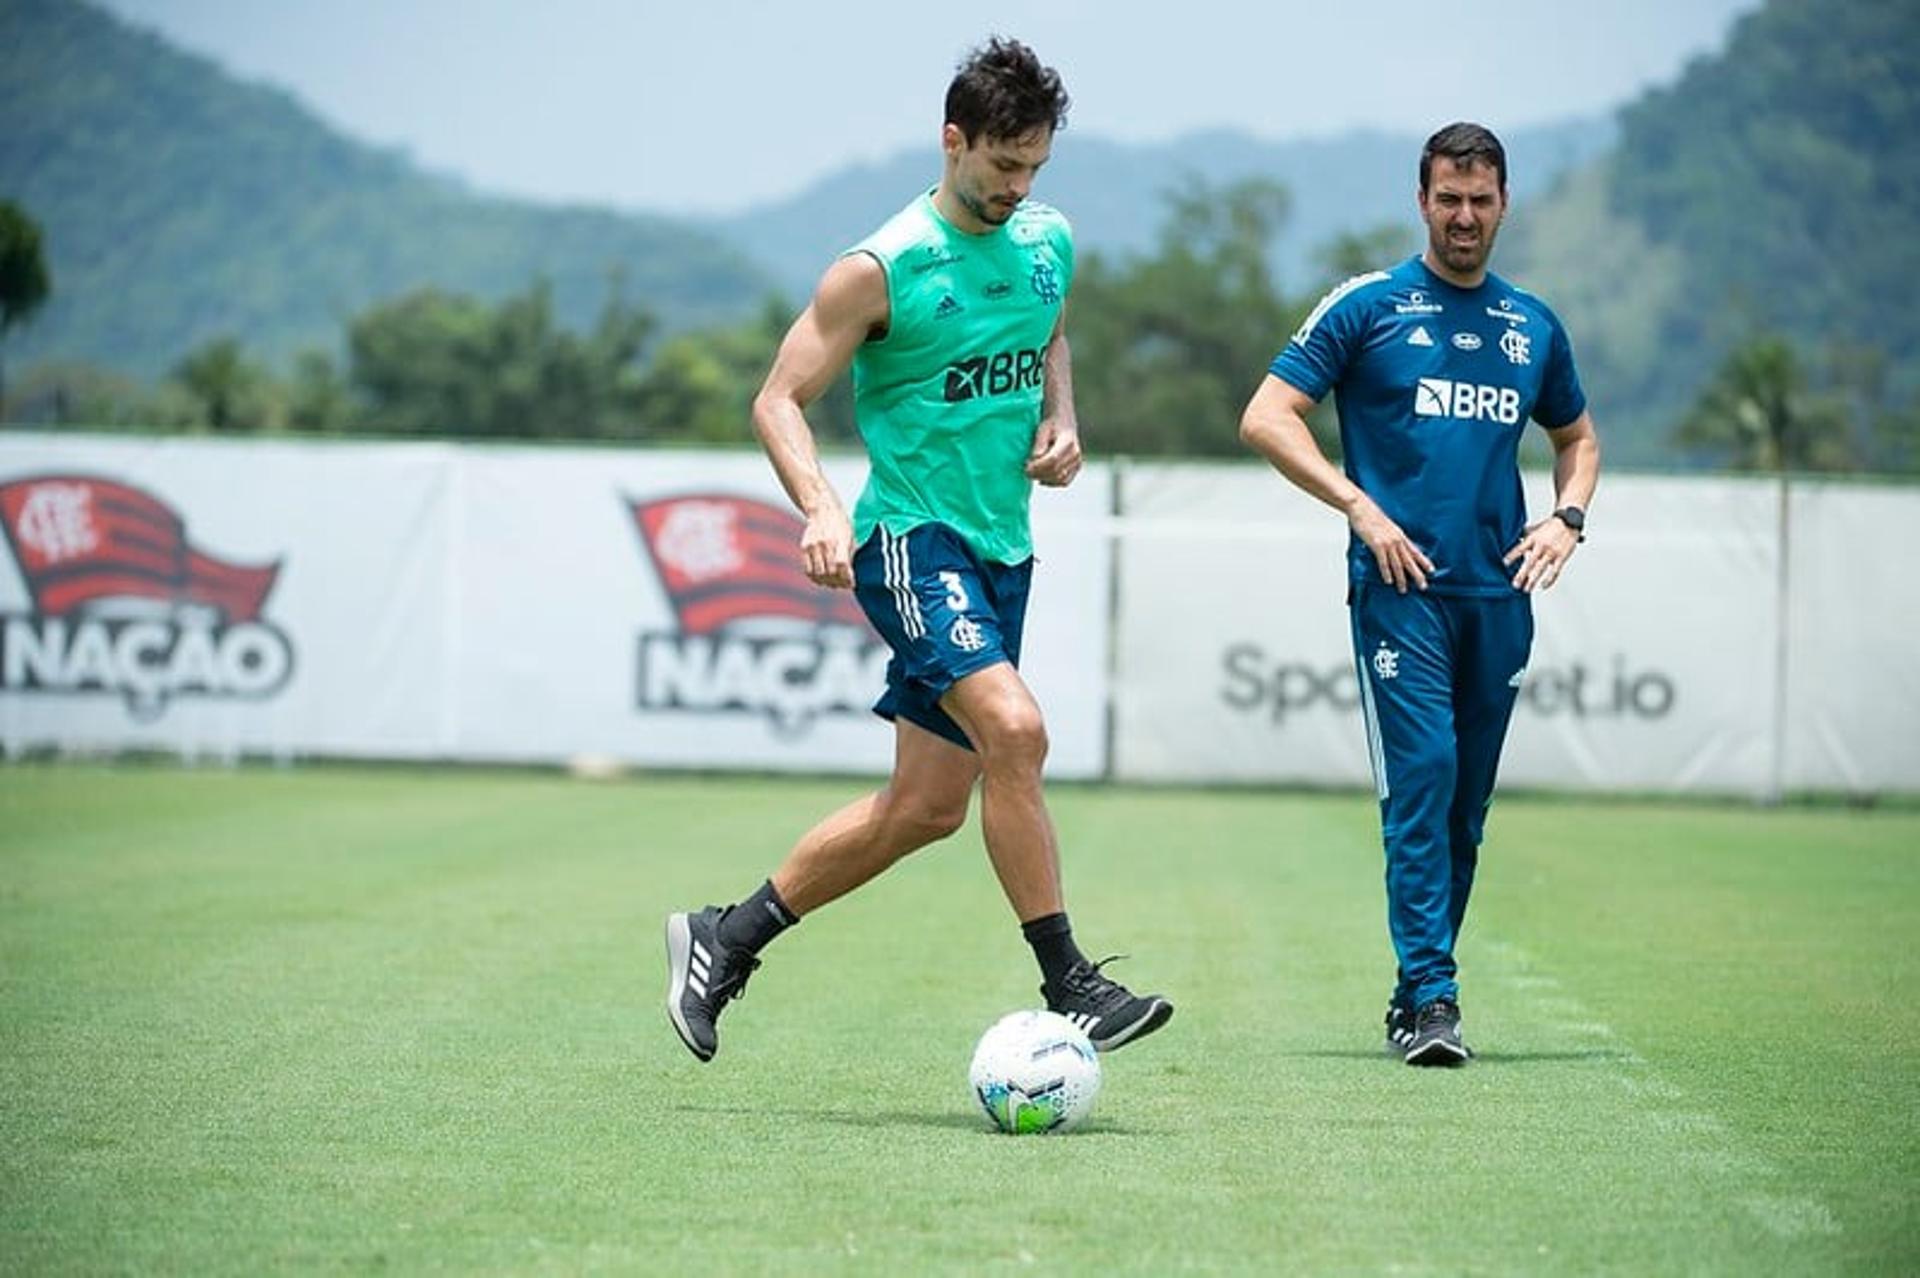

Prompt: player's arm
[
  {"left": 752, "top": 253, "right": 889, "bottom": 589},
  {"left": 1239, "top": 373, "right": 1435, "bottom": 593},
  {"left": 1504, "top": 411, "right": 1601, "bottom": 593},
  {"left": 1025, "top": 308, "right": 1081, "bottom": 488}
]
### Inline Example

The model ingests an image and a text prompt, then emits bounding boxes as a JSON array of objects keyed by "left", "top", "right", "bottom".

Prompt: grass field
[{"left": 3, "top": 764, "right": 1917, "bottom": 1275}]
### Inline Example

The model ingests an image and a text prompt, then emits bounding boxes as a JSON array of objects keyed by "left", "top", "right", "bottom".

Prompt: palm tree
[{"left": 1674, "top": 336, "right": 1853, "bottom": 473}]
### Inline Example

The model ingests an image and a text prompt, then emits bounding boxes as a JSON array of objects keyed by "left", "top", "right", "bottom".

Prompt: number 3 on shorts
[{"left": 938, "top": 570, "right": 971, "bottom": 611}]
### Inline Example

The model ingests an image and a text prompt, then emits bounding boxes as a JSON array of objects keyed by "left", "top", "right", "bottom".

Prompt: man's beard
[
  {"left": 959, "top": 186, "right": 1017, "bottom": 225},
  {"left": 1436, "top": 226, "right": 1496, "bottom": 272}
]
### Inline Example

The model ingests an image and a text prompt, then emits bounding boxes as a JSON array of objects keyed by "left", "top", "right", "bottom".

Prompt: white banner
[
  {"left": 0, "top": 435, "right": 452, "bottom": 760},
  {"left": 3, "top": 434, "right": 1914, "bottom": 794},
  {"left": 0, "top": 434, "right": 1112, "bottom": 779},
  {"left": 446, "top": 446, "right": 1111, "bottom": 777},
  {"left": 1500, "top": 475, "right": 1780, "bottom": 793},
  {"left": 1113, "top": 465, "right": 1799, "bottom": 797},
  {"left": 1781, "top": 481, "right": 1920, "bottom": 793}
]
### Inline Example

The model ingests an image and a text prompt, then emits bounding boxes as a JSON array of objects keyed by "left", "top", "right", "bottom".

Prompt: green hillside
[
  {"left": 722, "top": 121, "right": 1614, "bottom": 303},
  {"left": 0, "top": 0, "right": 774, "bottom": 378},
  {"left": 1506, "top": 0, "right": 1919, "bottom": 466}
]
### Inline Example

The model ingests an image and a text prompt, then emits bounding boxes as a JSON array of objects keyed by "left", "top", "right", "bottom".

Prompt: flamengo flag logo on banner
[
  {"left": 626, "top": 493, "right": 885, "bottom": 735},
  {"left": 0, "top": 474, "right": 295, "bottom": 719}
]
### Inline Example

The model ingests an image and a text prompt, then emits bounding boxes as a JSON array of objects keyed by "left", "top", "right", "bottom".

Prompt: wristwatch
[{"left": 1553, "top": 505, "right": 1586, "bottom": 542}]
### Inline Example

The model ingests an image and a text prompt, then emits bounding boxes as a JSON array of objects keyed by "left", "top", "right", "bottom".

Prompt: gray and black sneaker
[
  {"left": 1385, "top": 1001, "right": 1417, "bottom": 1058},
  {"left": 664, "top": 906, "right": 760, "bottom": 1063},
  {"left": 1042, "top": 956, "right": 1173, "bottom": 1052},
  {"left": 1404, "top": 997, "right": 1472, "bottom": 1067}
]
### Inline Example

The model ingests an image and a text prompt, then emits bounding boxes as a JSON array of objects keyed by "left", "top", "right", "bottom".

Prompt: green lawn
[{"left": 2, "top": 765, "right": 1915, "bottom": 1274}]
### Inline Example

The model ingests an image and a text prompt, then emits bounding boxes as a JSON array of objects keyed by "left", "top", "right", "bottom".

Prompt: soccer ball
[{"left": 967, "top": 1009, "right": 1101, "bottom": 1134}]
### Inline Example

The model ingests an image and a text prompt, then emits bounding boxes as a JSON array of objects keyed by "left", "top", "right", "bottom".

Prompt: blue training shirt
[{"left": 1271, "top": 255, "right": 1587, "bottom": 597}]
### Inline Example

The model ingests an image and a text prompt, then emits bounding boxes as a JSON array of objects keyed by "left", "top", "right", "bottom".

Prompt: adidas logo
[
  {"left": 1061, "top": 1010, "right": 1103, "bottom": 1034},
  {"left": 933, "top": 293, "right": 963, "bottom": 319},
  {"left": 1407, "top": 326, "right": 1434, "bottom": 347},
  {"left": 689, "top": 937, "right": 711, "bottom": 997}
]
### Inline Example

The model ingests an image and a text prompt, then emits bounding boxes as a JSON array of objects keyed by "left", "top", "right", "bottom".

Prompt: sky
[{"left": 96, "top": 0, "right": 1763, "bottom": 218}]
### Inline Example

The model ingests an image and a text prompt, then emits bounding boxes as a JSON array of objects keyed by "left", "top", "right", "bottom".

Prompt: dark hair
[
  {"left": 944, "top": 37, "right": 1069, "bottom": 144},
  {"left": 1420, "top": 122, "right": 1507, "bottom": 192}
]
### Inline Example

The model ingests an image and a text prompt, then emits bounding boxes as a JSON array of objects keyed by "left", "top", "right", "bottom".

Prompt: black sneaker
[
  {"left": 664, "top": 906, "right": 760, "bottom": 1063},
  {"left": 1404, "top": 997, "right": 1471, "bottom": 1067},
  {"left": 1042, "top": 956, "right": 1173, "bottom": 1052},
  {"left": 1384, "top": 1001, "right": 1416, "bottom": 1058}
]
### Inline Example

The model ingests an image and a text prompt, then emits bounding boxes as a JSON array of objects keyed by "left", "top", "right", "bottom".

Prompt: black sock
[
  {"left": 716, "top": 880, "right": 799, "bottom": 955},
  {"left": 1022, "top": 912, "right": 1088, "bottom": 988}
]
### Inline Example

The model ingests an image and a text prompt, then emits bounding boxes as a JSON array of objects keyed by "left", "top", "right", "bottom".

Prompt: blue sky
[{"left": 98, "top": 0, "right": 1762, "bottom": 216}]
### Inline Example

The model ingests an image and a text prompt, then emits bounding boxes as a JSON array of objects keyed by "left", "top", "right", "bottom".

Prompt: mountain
[
  {"left": 1504, "top": 0, "right": 1920, "bottom": 465},
  {"left": 0, "top": 0, "right": 776, "bottom": 379},
  {"left": 720, "top": 119, "right": 1616, "bottom": 301}
]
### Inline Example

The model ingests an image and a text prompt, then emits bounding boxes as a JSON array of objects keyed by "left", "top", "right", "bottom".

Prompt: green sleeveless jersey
[{"left": 846, "top": 191, "right": 1074, "bottom": 564}]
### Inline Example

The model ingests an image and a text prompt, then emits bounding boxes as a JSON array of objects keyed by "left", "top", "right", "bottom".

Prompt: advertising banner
[
  {"left": 0, "top": 435, "right": 1113, "bottom": 779},
  {"left": 1113, "top": 465, "right": 1791, "bottom": 796},
  {"left": 3, "top": 435, "right": 1912, "bottom": 794},
  {"left": 0, "top": 435, "right": 452, "bottom": 759},
  {"left": 1780, "top": 481, "right": 1920, "bottom": 793},
  {"left": 449, "top": 446, "right": 1110, "bottom": 777}
]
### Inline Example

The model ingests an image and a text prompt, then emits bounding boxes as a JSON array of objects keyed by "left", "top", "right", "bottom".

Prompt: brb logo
[
  {"left": 944, "top": 346, "right": 1046, "bottom": 403},
  {"left": 1414, "top": 377, "right": 1521, "bottom": 425},
  {"left": 0, "top": 474, "right": 293, "bottom": 720},
  {"left": 628, "top": 494, "right": 885, "bottom": 735}
]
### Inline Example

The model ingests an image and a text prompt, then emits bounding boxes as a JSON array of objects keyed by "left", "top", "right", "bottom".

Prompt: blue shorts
[{"left": 851, "top": 522, "right": 1033, "bottom": 751}]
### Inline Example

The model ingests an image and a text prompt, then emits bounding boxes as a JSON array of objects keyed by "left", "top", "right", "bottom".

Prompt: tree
[
  {"left": 630, "top": 297, "right": 855, "bottom": 447},
  {"left": 346, "top": 281, "right": 658, "bottom": 439},
  {"left": 0, "top": 199, "right": 53, "bottom": 414},
  {"left": 170, "top": 336, "right": 272, "bottom": 433},
  {"left": 1314, "top": 223, "right": 1416, "bottom": 286},
  {"left": 1674, "top": 335, "right": 1854, "bottom": 472},
  {"left": 287, "top": 349, "right": 355, "bottom": 432},
  {"left": 1071, "top": 178, "right": 1310, "bottom": 458},
  {"left": 0, "top": 200, "right": 50, "bottom": 333}
]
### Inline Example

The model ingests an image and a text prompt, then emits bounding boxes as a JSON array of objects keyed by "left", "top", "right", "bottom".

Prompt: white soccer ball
[{"left": 967, "top": 1009, "right": 1102, "bottom": 1134}]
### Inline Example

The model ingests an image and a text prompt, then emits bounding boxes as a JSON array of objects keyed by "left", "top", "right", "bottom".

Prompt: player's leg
[
  {"left": 937, "top": 664, "right": 1059, "bottom": 921},
  {"left": 939, "top": 663, "right": 1172, "bottom": 1051},
  {"left": 770, "top": 717, "right": 981, "bottom": 915},
  {"left": 662, "top": 718, "right": 981, "bottom": 1064},
  {"left": 1351, "top": 584, "right": 1467, "bottom": 1064},
  {"left": 663, "top": 525, "right": 987, "bottom": 1063},
  {"left": 1444, "top": 597, "right": 1534, "bottom": 945}
]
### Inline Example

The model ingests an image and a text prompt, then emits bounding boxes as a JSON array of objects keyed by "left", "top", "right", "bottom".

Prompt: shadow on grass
[
  {"left": 671, "top": 1103, "right": 1159, "bottom": 1137},
  {"left": 1279, "top": 1047, "right": 1639, "bottom": 1064}
]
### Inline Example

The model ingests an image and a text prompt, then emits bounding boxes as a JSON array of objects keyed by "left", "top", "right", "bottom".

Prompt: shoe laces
[
  {"left": 1058, "top": 955, "right": 1134, "bottom": 1010},
  {"left": 711, "top": 951, "right": 760, "bottom": 1005},
  {"left": 1416, "top": 999, "right": 1459, "bottom": 1031}
]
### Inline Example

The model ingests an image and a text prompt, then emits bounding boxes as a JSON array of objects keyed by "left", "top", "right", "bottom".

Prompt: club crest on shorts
[{"left": 949, "top": 615, "right": 986, "bottom": 653}]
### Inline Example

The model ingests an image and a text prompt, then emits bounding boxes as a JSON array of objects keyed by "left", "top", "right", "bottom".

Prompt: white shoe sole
[
  {"left": 663, "top": 912, "right": 712, "bottom": 1062},
  {"left": 1089, "top": 997, "right": 1174, "bottom": 1053}
]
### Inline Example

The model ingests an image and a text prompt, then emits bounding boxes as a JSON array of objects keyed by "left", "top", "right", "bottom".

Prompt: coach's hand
[
  {"left": 1348, "top": 493, "right": 1433, "bottom": 593},
  {"left": 1504, "top": 517, "right": 1579, "bottom": 593},
  {"left": 1025, "top": 417, "right": 1082, "bottom": 488},
  {"left": 801, "top": 505, "right": 855, "bottom": 590}
]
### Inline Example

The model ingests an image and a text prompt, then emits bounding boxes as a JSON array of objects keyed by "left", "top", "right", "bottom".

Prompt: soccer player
[
  {"left": 663, "top": 38, "right": 1173, "bottom": 1063},
  {"left": 1238, "top": 123, "right": 1601, "bottom": 1066}
]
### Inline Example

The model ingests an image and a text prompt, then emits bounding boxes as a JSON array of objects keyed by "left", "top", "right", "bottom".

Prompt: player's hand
[
  {"left": 1025, "top": 417, "right": 1082, "bottom": 487},
  {"left": 1349, "top": 494, "right": 1433, "bottom": 593},
  {"left": 800, "top": 506, "right": 855, "bottom": 590},
  {"left": 1504, "top": 517, "right": 1579, "bottom": 593}
]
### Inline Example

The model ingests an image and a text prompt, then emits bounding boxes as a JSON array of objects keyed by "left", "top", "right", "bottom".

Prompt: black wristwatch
[{"left": 1553, "top": 505, "right": 1586, "bottom": 542}]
